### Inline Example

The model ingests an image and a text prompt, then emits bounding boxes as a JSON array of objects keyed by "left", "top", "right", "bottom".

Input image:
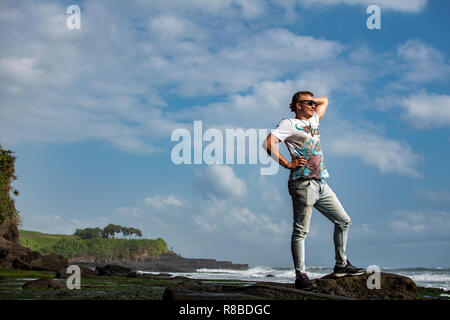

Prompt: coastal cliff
[
  {"left": 17, "top": 229, "right": 248, "bottom": 272},
  {"left": 72, "top": 251, "right": 249, "bottom": 272},
  {"left": 0, "top": 220, "right": 67, "bottom": 272}
]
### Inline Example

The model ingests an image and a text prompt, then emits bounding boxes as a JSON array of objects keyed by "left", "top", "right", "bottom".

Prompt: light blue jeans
[{"left": 288, "top": 179, "right": 352, "bottom": 279}]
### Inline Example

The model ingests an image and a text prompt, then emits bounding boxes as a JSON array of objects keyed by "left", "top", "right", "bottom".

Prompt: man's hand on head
[{"left": 313, "top": 97, "right": 329, "bottom": 121}]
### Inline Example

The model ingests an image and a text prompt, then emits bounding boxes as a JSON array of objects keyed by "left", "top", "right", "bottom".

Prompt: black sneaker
[
  {"left": 294, "top": 273, "right": 315, "bottom": 290},
  {"left": 333, "top": 260, "right": 365, "bottom": 277}
]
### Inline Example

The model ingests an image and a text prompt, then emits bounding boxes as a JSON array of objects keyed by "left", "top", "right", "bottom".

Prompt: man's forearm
[
  {"left": 314, "top": 96, "right": 328, "bottom": 120},
  {"left": 264, "top": 137, "right": 287, "bottom": 167},
  {"left": 263, "top": 135, "right": 306, "bottom": 169}
]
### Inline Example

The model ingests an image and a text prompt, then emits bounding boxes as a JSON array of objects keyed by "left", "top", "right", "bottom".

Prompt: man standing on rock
[{"left": 263, "top": 91, "right": 365, "bottom": 290}]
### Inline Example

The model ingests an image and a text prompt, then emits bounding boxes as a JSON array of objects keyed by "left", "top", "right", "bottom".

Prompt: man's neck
[{"left": 296, "top": 113, "right": 312, "bottom": 121}]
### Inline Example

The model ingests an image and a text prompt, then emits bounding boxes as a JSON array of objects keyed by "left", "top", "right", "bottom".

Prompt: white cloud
[
  {"left": 0, "top": 57, "right": 39, "bottom": 83},
  {"left": 19, "top": 212, "right": 105, "bottom": 235},
  {"left": 297, "top": 0, "right": 427, "bottom": 13},
  {"left": 351, "top": 209, "right": 450, "bottom": 246},
  {"left": 259, "top": 175, "right": 283, "bottom": 206},
  {"left": 235, "top": 0, "right": 267, "bottom": 18},
  {"left": 327, "top": 121, "right": 423, "bottom": 177},
  {"left": 413, "top": 189, "right": 450, "bottom": 203},
  {"left": 400, "top": 92, "right": 450, "bottom": 128},
  {"left": 117, "top": 206, "right": 144, "bottom": 218},
  {"left": 144, "top": 194, "right": 183, "bottom": 210},
  {"left": 194, "top": 165, "right": 248, "bottom": 200},
  {"left": 171, "top": 59, "right": 370, "bottom": 131},
  {"left": 388, "top": 210, "right": 450, "bottom": 238},
  {"left": 150, "top": 14, "right": 206, "bottom": 40},
  {"left": 0, "top": 0, "right": 344, "bottom": 151},
  {"left": 153, "top": 28, "right": 343, "bottom": 97},
  {"left": 397, "top": 39, "right": 450, "bottom": 83},
  {"left": 192, "top": 214, "right": 218, "bottom": 232},
  {"left": 224, "top": 206, "right": 290, "bottom": 237}
]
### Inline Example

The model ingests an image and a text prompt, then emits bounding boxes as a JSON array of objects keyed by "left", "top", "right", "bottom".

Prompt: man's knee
[
  {"left": 336, "top": 218, "right": 351, "bottom": 230},
  {"left": 292, "top": 226, "right": 309, "bottom": 240}
]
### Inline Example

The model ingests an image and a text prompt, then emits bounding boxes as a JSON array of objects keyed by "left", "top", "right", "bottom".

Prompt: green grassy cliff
[
  {"left": 19, "top": 230, "right": 169, "bottom": 261},
  {"left": 0, "top": 145, "right": 20, "bottom": 225}
]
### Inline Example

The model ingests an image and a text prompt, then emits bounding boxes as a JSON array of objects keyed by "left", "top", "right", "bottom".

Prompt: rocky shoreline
[
  {"left": 1, "top": 263, "right": 449, "bottom": 300},
  {"left": 70, "top": 251, "right": 249, "bottom": 273},
  {"left": 1, "top": 220, "right": 449, "bottom": 300},
  {"left": 54, "top": 263, "right": 417, "bottom": 300}
]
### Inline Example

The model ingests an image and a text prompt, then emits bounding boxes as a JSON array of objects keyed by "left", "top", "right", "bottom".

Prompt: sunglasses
[{"left": 298, "top": 100, "right": 317, "bottom": 106}]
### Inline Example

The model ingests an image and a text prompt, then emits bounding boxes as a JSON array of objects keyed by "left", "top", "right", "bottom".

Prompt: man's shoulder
[{"left": 277, "top": 117, "right": 296, "bottom": 127}]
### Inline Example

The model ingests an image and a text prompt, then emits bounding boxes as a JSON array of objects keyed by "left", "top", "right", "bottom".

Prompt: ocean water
[{"left": 140, "top": 266, "right": 450, "bottom": 291}]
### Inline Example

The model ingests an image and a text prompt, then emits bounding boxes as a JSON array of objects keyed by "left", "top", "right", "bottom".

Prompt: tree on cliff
[
  {"left": 0, "top": 144, "right": 20, "bottom": 225},
  {"left": 127, "top": 227, "right": 142, "bottom": 239},
  {"left": 74, "top": 224, "right": 143, "bottom": 239},
  {"left": 102, "top": 224, "right": 119, "bottom": 239},
  {"left": 74, "top": 227, "right": 103, "bottom": 239}
]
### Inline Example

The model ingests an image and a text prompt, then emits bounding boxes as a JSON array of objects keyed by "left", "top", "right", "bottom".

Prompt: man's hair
[{"left": 290, "top": 91, "right": 314, "bottom": 112}]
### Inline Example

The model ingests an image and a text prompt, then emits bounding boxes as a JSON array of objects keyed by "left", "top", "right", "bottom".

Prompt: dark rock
[
  {"left": 55, "top": 265, "right": 99, "bottom": 279},
  {"left": 0, "top": 218, "right": 19, "bottom": 242},
  {"left": 13, "top": 258, "right": 33, "bottom": 270},
  {"left": 163, "top": 279, "right": 350, "bottom": 300},
  {"left": 22, "top": 278, "right": 64, "bottom": 290},
  {"left": 314, "top": 272, "right": 417, "bottom": 300},
  {"left": 0, "top": 219, "right": 68, "bottom": 272},
  {"left": 0, "top": 244, "right": 67, "bottom": 272},
  {"left": 96, "top": 264, "right": 132, "bottom": 276},
  {"left": 163, "top": 272, "right": 417, "bottom": 300},
  {"left": 30, "top": 253, "right": 68, "bottom": 272},
  {"left": 266, "top": 274, "right": 275, "bottom": 277}
]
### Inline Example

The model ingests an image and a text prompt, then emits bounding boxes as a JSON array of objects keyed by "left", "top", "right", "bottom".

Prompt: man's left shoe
[{"left": 333, "top": 260, "right": 365, "bottom": 277}]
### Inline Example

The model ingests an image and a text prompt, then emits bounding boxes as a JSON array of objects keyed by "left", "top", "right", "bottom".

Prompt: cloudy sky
[{"left": 1, "top": 0, "right": 449, "bottom": 269}]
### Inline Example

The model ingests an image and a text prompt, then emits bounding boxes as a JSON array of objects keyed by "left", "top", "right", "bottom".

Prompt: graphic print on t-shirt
[
  {"left": 270, "top": 112, "right": 329, "bottom": 181},
  {"left": 290, "top": 134, "right": 326, "bottom": 179}
]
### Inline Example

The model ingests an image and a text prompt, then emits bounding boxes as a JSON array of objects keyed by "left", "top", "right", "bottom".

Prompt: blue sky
[{"left": 1, "top": 0, "right": 449, "bottom": 269}]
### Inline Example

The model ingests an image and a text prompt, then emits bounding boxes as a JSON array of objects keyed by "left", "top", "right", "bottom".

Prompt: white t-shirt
[{"left": 271, "top": 111, "right": 329, "bottom": 181}]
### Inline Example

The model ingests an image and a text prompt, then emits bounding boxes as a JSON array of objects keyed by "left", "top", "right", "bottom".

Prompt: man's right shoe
[
  {"left": 333, "top": 260, "right": 365, "bottom": 277},
  {"left": 294, "top": 273, "right": 315, "bottom": 290}
]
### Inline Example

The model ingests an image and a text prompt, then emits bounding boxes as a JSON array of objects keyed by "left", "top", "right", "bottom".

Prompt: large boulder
[
  {"left": 29, "top": 253, "right": 68, "bottom": 272},
  {"left": 96, "top": 264, "right": 132, "bottom": 276},
  {"left": 163, "top": 272, "right": 417, "bottom": 300},
  {"left": 0, "top": 218, "right": 19, "bottom": 243},
  {"left": 163, "top": 279, "right": 351, "bottom": 300},
  {"left": 0, "top": 219, "right": 68, "bottom": 272},
  {"left": 314, "top": 272, "right": 417, "bottom": 299}
]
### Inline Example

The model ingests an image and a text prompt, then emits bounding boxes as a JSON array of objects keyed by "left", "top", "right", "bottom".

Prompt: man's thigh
[
  {"left": 288, "top": 180, "right": 318, "bottom": 233},
  {"left": 314, "top": 182, "right": 351, "bottom": 225},
  {"left": 288, "top": 179, "right": 318, "bottom": 206}
]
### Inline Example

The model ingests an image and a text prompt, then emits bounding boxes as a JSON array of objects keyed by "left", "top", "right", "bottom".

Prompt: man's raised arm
[{"left": 314, "top": 97, "right": 328, "bottom": 121}]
